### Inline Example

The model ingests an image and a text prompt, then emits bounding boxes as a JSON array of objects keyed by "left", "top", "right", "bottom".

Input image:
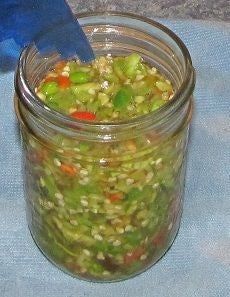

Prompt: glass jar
[{"left": 14, "top": 12, "right": 195, "bottom": 282}]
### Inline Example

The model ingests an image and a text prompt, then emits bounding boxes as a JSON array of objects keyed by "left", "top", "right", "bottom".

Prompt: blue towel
[{"left": 0, "top": 19, "right": 229, "bottom": 297}]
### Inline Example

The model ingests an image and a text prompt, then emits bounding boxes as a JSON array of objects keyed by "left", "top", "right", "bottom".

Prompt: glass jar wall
[{"left": 14, "top": 12, "right": 195, "bottom": 282}]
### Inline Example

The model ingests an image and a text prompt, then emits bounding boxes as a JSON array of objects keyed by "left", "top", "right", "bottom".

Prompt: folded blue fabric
[
  {"left": 0, "top": 19, "right": 229, "bottom": 297},
  {"left": 0, "top": 0, "right": 94, "bottom": 67}
]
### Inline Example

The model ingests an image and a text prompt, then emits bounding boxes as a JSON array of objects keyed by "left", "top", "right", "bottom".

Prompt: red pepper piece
[
  {"left": 152, "top": 230, "right": 166, "bottom": 247},
  {"left": 60, "top": 163, "right": 77, "bottom": 177},
  {"left": 108, "top": 192, "right": 123, "bottom": 202},
  {"left": 57, "top": 75, "right": 71, "bottom": 89},
  {"left": 70, "top": 111, "right": 96, "bottom": 121},
  {"left": 124, "top": 247, "right": 145, "bottom": 265}
]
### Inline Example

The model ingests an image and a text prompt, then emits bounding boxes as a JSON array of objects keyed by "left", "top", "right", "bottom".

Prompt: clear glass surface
[{"left": 15, "top": 12, "right": 195, "bottom": 282}]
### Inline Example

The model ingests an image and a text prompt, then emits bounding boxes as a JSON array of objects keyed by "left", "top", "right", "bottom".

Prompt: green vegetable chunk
[
  {"left": 113, "top": 86, "right": 134, "bottom": 110},
  {"left": 70, "top": 72, "right": 91, "bottom": 84},
  {"left": 124, "top": 53, "right": 141, "bottom": 78},
  {"left": 151, "top": 95, "right": 165, "bottom": 111},
  {"left": 41, "top": 82, "right": 59, "bottom": 95}
]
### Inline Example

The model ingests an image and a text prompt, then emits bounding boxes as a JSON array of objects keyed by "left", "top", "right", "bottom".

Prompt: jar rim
[{"left": 15, "top": 11, "right": 195, "bottom": 137}]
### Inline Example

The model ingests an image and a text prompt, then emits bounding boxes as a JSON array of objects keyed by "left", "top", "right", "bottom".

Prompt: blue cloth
[
  {"left": 0, "top": 19, "right": 229, "bottom": 297},
  {"left": 0, "top": 0, "right": 94, "bottom": 67}
]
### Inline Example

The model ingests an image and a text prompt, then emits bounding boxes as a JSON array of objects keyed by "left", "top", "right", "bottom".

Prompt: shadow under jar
[{"left": 14, "top": 12, "right": 195, "bottom": 282}]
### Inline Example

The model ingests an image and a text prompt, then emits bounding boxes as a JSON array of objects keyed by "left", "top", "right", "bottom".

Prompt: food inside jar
[
  {"left": 36, "top": 53, "right": 174, "bottom": 121},
  {"left": 26, "top": 53, "right": 184, "bottom": 281}
]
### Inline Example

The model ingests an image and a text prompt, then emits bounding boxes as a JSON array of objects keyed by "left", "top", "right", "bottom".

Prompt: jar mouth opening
[{"left": 16, "top": 11, "right": 195, "bottom": 130}]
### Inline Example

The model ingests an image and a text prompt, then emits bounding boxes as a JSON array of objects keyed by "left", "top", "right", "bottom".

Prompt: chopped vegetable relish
[
  {"left": 25, "top": 53, "right": 186, "bottom": 281},
  {"left": 36, "top": 54, "right": 174, "bottom": 121}
]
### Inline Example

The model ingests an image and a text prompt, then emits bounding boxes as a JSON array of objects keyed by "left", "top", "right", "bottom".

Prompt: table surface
[{"left": 68, "top": 0, "right": 230, "bottom": 22}]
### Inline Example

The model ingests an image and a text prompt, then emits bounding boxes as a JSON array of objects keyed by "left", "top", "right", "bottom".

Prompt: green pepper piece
[
  {"left": 77, "top": 66, "right": 91, "bottom": 73},
  {"left": 64, "top": 185, "right": 87, "bottom": 208},
  {"left": 109, "top": 245, "right": 124, "bottom": 255},
  {"left": 124, "top": 53, "right": 141, "bottom": 78},
  {"left": 113, "top": 58, "right": 126, "bottom": 81},
  {"left": 94, "top": 241, "right": 110, "bottom": 253},
  {"left": 125, "top": 187, "right": 142, "bottom": 201},
  {"left": 78, "top": 142, "right": 90, "bottom": 152},
  {"left": 70, "top": 72, "right": 91, "bottom": 84},
  {"left": 151, "top": 97, "right": 165, "bottom": 111},
  {"left": 46, "top": 90, "right": 76, "bottom": 112},
  {"left": 89, "top": 262, "right": 104, "bottom": 274},
  {"left": 41, "top": 81, "right": 59, "bottom": 95},
  {"left": 85, "top": 184, "right": 102, "bottom": 195},
  {"left": 86, "top": 100, "right": 100, "bottom": 113},
  {"left": 75, "top": 91, "right": 93, "bottom": 103},
  {"left": 77, "top": 216, "right": 93, "bottom": 228},
  {"left": 126, "top": 230, "right": 143, "bottom": 246},
  {"left": 142, "top": 185, "right": 153, "bottom": 198},
  {"left": 45, "top": 100, "right": 59, "bottom": 110},
  {"left": 113, "top": 86, "right": 134, "bottom": 110},
  {"left": 42, "top": 174, "right": 58, "bottom": 200}
]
